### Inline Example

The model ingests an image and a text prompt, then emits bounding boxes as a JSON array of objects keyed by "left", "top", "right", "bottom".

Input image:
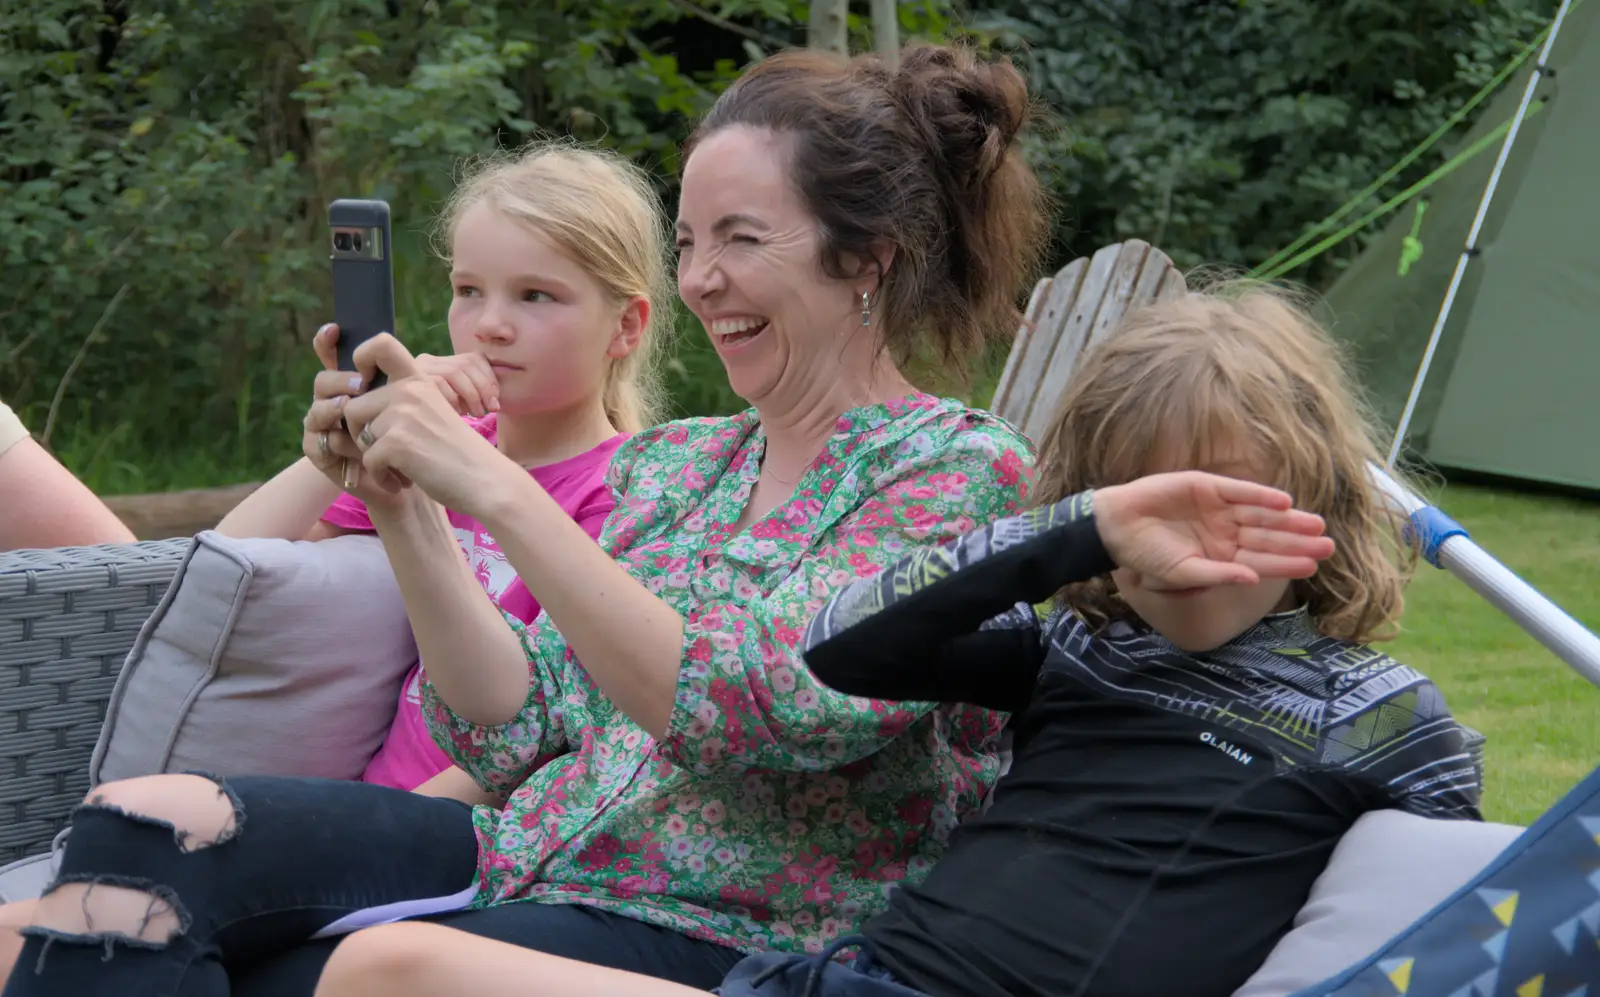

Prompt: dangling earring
[{"left": 860, "top": 289, "right": 872, "bottom": 327}]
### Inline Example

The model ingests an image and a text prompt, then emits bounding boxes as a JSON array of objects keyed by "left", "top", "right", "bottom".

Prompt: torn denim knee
[
  {"left": 19, "top": 874, "right": 191, "bottom": 972},
  {"left": 79, "top": 770, "right": 245, "bottom": 853},
  {"left": 16, "top": 772, "right": 245, "bottom": 974}
]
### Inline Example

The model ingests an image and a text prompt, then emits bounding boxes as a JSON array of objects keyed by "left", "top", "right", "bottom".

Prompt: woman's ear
[
  {"left": 608, "top": 296, "right": 650, "bottom": 359},
  {"left": 841, "top": 243, "right": 897, "bottom": 295},
  {"left": 867, "top": 242, "right": 896, "bottom": 290}
]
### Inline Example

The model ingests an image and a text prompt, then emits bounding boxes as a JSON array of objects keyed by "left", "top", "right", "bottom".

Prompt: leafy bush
[
  {"left": 973, "top": 0, "right": 1556, "bottom": 281},
  {"left": 0, "top": 0, "right": 1558, "bottom": 492}
]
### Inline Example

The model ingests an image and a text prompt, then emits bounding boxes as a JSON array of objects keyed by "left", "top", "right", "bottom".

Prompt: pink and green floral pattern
[{"left": 422, "top": 393, "right": 1033, "bottom": 955}]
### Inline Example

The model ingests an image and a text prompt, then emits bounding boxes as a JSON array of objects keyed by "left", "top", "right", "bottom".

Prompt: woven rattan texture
[{"left": 0, "top": 539, "right": 189, "bottom": 862}]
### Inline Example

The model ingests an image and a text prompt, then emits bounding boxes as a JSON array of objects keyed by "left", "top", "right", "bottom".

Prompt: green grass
[{"left": 1387, "top": 484, "right": 1600, "bottom": 826}]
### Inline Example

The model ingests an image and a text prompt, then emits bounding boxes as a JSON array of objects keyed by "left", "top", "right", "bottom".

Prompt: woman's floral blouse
[{"left": 422, "top": 393, "right": 1034, "bottom": 955}]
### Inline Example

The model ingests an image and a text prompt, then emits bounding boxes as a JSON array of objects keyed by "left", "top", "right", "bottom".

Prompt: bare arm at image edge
[{"left": 0, "top": 401, "right": 137, "bottom": 550}]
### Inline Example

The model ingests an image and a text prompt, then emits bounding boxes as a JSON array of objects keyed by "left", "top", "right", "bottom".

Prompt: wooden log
[{"left": 103, "top": 482, "right": 263, "bottom": 540}]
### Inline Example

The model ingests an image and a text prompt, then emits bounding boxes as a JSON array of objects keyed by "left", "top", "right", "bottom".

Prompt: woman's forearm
[
  {"left": 215, "top": 458, "right": 347, "bottom": 540},
  {"left": 367, "top": 494, "right": 532, "bottom": 725},
  {"left": 473, "top": 460, "right": 684, "bottom": 738}
]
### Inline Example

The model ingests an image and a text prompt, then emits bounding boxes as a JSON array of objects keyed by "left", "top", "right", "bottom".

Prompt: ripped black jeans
[
  {"left": 1, "top": 774, "right": 741, "bottom": 997},
  {"left": 2, "top": 774, "right": 478, "bottom": 996}
]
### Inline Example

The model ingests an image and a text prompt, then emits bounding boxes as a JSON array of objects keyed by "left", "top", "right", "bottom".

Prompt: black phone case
[{"left": 329, "top": 198, "right": 396, "bottom": 388}]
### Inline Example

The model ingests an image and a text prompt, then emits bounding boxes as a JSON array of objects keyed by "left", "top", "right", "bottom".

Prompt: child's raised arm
[
  {"left": 805, "top": 472, "right": 1334, "bottom": 712},
  {"left": 801, "top": 493, "right": 1109, "bottom": 713}
]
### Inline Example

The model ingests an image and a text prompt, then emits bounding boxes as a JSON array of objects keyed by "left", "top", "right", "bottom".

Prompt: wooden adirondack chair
[
  {"left": 990, "top": 239, "right": 1187, "bottom": 443},
  {"left": 978, "top": 239, "right": 1188, "bottom": 799}
]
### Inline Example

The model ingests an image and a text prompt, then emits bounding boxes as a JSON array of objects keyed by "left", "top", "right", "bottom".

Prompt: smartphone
[{"left": 328, "top": 198, "right": 396, "bottom": 388}]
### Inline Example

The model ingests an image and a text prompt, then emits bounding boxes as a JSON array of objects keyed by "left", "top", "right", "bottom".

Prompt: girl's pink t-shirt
[{"left": 321, "top": 414, "right": 626, "bottom": 791}]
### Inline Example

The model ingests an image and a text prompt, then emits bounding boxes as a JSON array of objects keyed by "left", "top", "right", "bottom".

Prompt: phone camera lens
[
  {"left": 352, "top": 232, "right": 364, "bottom": 252},
  {"left": 333, "top": 232, "right": 352, "bottom": 252}
]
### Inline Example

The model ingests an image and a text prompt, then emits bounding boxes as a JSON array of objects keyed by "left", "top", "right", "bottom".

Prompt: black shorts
[{"left": 716, "top": 938, "right": 928, "bottom": 997}]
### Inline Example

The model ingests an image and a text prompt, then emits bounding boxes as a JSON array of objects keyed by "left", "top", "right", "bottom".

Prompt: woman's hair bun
[
  {"left": 891, "top": 44, "right": 1032, "bottom": 188},
  {"left": 684, "top": 40, "right": 1049, "bottom": 386}
]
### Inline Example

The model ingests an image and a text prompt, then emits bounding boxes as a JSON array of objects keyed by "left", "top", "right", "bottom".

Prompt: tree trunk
[
  {"left": 808, "top": 0, "right": 848, "bottom": 55},
  {"left": 869, "top": 0, "right": 899, "bottom": 69}
]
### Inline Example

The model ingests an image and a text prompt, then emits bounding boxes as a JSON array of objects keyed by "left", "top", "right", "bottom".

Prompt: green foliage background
[{"left": 0, "top": 0, "right": 1556, "bottom": 494}]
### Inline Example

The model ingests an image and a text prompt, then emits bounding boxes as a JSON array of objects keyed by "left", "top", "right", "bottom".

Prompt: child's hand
[
  {"left": 1093, "top": 472, "right": 1335, "bottom": 589},
  {"left": 415, "top": 353, "right": 500, "bottom": 418}
]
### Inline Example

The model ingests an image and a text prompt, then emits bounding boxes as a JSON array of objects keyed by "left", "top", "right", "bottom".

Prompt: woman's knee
[
  {"left": 28, "top": 880, "right": 185, "bottom": 945},
  {"left": 84, "top": 773, "right": 242, "bottom": 852},
  {"left": 17, "top": 774, "right": 244, "bottom": 947}
]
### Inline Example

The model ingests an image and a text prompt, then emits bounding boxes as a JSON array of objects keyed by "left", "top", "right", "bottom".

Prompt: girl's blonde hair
[
  {"left": 1032, "top": 279, "right": 1417, "bottom": 644},
  {"left": 434, "top": 140, "right": 671, "bottom": 433}
]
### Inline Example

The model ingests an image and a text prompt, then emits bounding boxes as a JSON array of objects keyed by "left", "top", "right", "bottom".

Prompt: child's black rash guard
[{"left": 802, "top": 492, "right": 1486, "bottom": 997}]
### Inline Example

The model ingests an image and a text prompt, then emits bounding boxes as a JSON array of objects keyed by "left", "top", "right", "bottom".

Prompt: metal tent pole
[
  {"left": 1385, "top": 0, "right": 1576, "bottom": 466},
  {"left": 1368, "top": 462, "right": 1600, "bottom": 689}
]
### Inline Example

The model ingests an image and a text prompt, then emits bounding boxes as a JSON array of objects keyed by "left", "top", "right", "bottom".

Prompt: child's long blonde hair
[
  {"left": 434, "top": 140, "right": 671, "bottom": 433},
  {"left": 1032, "top": 280, "right": 1417, "bottom": 644}
]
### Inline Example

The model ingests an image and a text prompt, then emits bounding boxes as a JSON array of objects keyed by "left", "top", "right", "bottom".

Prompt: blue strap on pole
[{"left": 1407, "top": 506, "right": 1471, "bottom": 568}]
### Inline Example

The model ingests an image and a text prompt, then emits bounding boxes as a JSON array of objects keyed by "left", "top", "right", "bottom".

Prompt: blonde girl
[
  {"left": 220, "top": 140, "right": 671, "bottom": 793},
  {"left": 0, "top": 139, "right": 675, "bottom": 986},
  {"left": 0, "top": 139, "right": 673, "bottom": 986}
]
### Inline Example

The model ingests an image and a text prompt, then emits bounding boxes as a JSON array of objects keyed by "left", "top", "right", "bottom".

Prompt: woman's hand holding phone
[
  {"left": 303, "top": 328, "right": 504, "bottom": 517},
  {"left": 303, "top": 324, "right": 411, "bottom": 509}
]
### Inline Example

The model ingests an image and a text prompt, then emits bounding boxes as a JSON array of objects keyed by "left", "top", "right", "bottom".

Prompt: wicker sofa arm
[{"left": 0, "top": 538, "right": 191, "bottom": 863}]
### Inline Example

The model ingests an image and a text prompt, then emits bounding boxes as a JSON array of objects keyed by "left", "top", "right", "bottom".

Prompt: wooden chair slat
[
  {"left": 992, "top": 275, "right": 1054, "bottom": 423},
  {"left": 993, "top": 240, "right": 1186, "bottom": 443},
  {"left": 1021, "top": 244, "right": 1123, "bottom": 441},
  {"left": 994, "top": 258, "right": 1086, "bottom": 430},
  {"left": 1085, "top": 242, "right": 1150, "bottom": 342}
]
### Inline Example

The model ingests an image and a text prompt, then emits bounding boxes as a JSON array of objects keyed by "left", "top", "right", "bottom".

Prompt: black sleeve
[
  {"left": 1324, "top": 664, "right": 1487, "bottom": 821},
  {"left": 1385, "top": 709, "right": 1487, "bottom": 821},
  {"left": 802, "top": 491, "right": 1114, "bottom": 713}
]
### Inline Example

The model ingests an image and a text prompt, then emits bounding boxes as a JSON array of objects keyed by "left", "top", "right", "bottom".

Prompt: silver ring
[
  {"left": 317, "top": 432, "right": 330, "bottom": 458},
  {"left": 358, "top": 426, "right": 376, "bottom": 449}
]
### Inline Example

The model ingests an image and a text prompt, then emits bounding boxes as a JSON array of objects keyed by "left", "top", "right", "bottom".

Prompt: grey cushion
[
  {"left": 89, "top": 530, "right": 417, "bottom": 786},
  {"left": 1233, "top": 809, "right": 1526, "bottom": 997},
  {"left": 0, "top": 851, "right": 56, "bottom": 904}
]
